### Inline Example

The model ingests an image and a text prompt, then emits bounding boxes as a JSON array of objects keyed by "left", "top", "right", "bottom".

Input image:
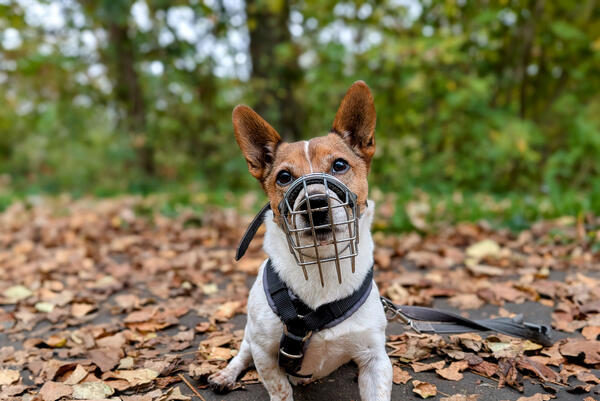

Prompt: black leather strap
[
  {"left": 382, "top": 298, "right": 553, "bottom": 347},
  {"left": 264, "top": 259, "right": 374, "bottom": 376},
  {"left": 235, "top": 202, "right": 271, "bottom": 261}
]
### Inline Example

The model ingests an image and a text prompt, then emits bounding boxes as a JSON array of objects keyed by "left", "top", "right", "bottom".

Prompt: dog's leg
[
  {"left": 355, "top": 345, "right": 393, "bottom": 401},
  {"left": 208, "top": 336, "right": 253, "bottom": 393},
  {"left": 253, "top": 346, "right": 293, "bottom": 401}
]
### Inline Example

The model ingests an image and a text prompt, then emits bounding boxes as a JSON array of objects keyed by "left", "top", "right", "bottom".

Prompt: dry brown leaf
[
  {"left": 581, "top": 326, "right": 600, "bottom": 341},
  {"left": 441, "top": 395, "right": 479, "bottom": 401},
  {"left": 436, "top": 360, "right": 468, "bottom": 381},
  {"left": 96, "top": 332, "right": 126, "bottom": 348},
  {"left": 465, "top": 239, "right": 500, "bottom": 260},
  {"left": 448, "top": 294, "right": 484, "bottom": 310},
  {"left": 213, "top": 301, "right": 243, "bottom": 322},
  {"left": 45, "top": 334, "right": 67, "bottom": 348},
  {"left": 411, "top": 360, "right": 445, "bottom": 372},
  {"left": 88, "top": 347, "right": 122, "bottom": 372},
  {"left": 63, "top": 364, "right": 88, "bottom": 385},
  {"left": 157, "top": 386, "right": 192, "bottom": 401},
  {"left": 39, "top": 381, "right": 73, "bottom": 401},
  {"left": 71, "top": 303, "right": 95, "bottom": 318},
  {"left": 189, "top": 362, "right": 220, "bottom": 378},
  {"left": 560, "top": 339, "right": 600, "bottom": 364},
  {"left": 412, "top": 380, "right": 437, "bottom": 398},
  {"left": 111, "top": 368, "right": 159, "bottom": 386},
  {"left": 72, "top": 381, "right": 114, "bottom": 399},
  {"left": 241, "top": 369, "right": 260, "bottom": 383},
  {"left": 516, "top": 394, "right": 553, "bottom": 401},
  {"left": 0, "top": 369, "right": 20, "bottom": 385},
  {"left": 392, "top": 365, "right": 411, "bottom": 384}
]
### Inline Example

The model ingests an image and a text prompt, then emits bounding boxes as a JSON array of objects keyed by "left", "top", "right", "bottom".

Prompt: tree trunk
[
  {"left": 107, "top": 22, "right": 155, "bottom": 175},
  {"left": 246, "top": 0, "right": 302, "bottom": 141}
]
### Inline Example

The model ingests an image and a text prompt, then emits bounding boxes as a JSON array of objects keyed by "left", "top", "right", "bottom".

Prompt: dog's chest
[
  {"left": 296, "top": 293, "right": 385, "bottom": 378},
  {"left": 298, "top": 327, "right": 363, "bottom": 377}
]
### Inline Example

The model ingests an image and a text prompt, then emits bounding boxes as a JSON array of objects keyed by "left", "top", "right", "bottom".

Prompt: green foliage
[{"left": 0, "top": 0, "right": 599, "bottom": 230}]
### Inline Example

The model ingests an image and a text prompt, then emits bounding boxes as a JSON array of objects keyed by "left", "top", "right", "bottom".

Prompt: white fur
[
  {"left": 209, "top": 201, "right": 392, "bottom": 401},
  {"left": 303, "top": 141, "right": 314, "bottom": 173}
]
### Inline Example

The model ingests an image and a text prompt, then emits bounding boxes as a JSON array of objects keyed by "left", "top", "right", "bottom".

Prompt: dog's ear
[
  {"left": 233, "top": 105, "right": 282, "bottom": 180},
  {"left": 331, "top": 81, "right": 376, "bottom": 167}
]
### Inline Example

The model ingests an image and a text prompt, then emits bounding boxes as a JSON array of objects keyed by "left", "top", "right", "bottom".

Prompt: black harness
[{"left": 263, "top": 259, "right": 374, "bottom": 377}]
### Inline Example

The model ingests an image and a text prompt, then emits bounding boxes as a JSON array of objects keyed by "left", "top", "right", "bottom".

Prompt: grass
[{"left": 1, "top": 179, "right": 596, "bottom": 235}]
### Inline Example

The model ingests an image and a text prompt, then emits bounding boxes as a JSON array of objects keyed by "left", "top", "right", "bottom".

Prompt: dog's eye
[
  {"left": 332, "top": 159, "right": 349, "bottom": 174},
  {"left": 276, "top": 170, "right": 293, "bottom": 186}
]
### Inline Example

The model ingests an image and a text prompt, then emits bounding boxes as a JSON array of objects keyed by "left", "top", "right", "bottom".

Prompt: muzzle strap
[{"left": 235, "top": 202, "right": 271, "bottom": 261}]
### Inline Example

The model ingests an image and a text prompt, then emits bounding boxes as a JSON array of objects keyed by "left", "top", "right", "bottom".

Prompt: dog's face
[{"left": 233, "top": 81, "right": 376, "bottom": 251}]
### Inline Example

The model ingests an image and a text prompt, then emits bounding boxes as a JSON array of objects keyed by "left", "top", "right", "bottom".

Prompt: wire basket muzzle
[{"left": 278, "top": 173, "right": 360, "bottom": 286}]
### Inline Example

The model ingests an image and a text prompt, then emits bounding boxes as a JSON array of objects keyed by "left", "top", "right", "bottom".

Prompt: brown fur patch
[{"left": 262, "top": 134, "right": 369, "bottom": 219}]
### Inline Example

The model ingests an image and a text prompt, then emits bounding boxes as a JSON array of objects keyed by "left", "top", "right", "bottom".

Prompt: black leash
[{"left": 381, "top": 297, "right": 553, "bottom": 347}]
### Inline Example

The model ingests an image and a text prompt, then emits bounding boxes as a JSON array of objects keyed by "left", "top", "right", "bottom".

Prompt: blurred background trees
[{"left": 0, "top": 0, "right": 599, "bottom": 227}]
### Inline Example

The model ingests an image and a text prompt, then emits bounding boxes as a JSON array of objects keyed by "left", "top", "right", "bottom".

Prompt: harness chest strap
[{"left": 263, "top": 259, "right": 374, "bottom": 377}]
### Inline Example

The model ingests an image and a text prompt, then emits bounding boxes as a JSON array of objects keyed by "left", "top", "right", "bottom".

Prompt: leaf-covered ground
[{"left": 0, "top": 197, "right": 599, "bottom": 401}]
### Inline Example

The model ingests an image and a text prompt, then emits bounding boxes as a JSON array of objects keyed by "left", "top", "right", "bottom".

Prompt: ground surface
[{"left": 0, "top": 197, "right": 599, "bottom": 401}]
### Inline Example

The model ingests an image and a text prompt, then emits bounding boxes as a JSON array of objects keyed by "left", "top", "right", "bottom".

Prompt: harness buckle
[
  {"left": 283, "top": 325, "right": 313, "bottom": 342},
  {"left": 279, "top": 348, "right": 304, "bottom": 359}
]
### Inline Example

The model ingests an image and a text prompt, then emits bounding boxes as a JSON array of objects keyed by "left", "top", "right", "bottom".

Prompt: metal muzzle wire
[{"left": 278, "top": 173, "right": 360, "bottom": 286}]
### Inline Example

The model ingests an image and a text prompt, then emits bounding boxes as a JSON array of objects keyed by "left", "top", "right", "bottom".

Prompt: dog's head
[
  {"left": 234, "top": 80, "right": 375, "bottom": 214},
  {"left": 233, "top": 81, "right": 375, "bottom": 268}
]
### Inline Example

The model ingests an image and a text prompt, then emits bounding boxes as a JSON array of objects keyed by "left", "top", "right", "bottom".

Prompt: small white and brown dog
[{"left": 208, "top": 81, "right": 392, "bottom": 400}]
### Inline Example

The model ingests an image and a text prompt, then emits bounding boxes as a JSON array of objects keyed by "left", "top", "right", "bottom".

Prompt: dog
[{"left": 208, "top": 81, "right": 392, "bottom": 400}]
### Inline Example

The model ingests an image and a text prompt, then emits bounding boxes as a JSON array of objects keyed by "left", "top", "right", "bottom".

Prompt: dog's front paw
[{"left": 208, "top": 369, "right": 238, "bottom": 394}]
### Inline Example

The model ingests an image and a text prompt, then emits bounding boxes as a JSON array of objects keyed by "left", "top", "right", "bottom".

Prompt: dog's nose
[{"left": 298, "top": 195, "right": 330, "bottom": 228}]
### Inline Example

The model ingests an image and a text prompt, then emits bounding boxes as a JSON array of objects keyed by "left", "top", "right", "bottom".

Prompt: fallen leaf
[
  {"left": 45, "top": 334, "right": 67, "bottom": 348},
  {"left": 212, "top": 301, "right": 243, "bottom": 322},
  {"left": 392, "top": 365, "right": 411, "bottom": 384},
  {"left": 96, "top": 332, "right": 126, "bottom": 348},
  {"left": 39, "top": 381, "right": 72, "bottom": 401},
  {"left": 71, "top": 303, "right": 95, "bottom": 318},
  {"left": 156, "top": 386, "right": 191, "bottom": 401},
  {"left": 0, "top": 369, "right": 20, "bottom": 385},
  {"left": 35, "top": 302, "right": 55, "bottom": 313},
  {"left": 72, "top": 381, "right": 114, "bottom": 399},
  {"left": 89, "top": 347, "right": 122, "bottom": 372},
  {"left": 61, "top": 364, "right": 87, "bottom": 386},
  {"left": 581, "top": 326, "right": 600, "bottom": 341},
  {"left": 118, "top": 356, "right": 135, "bottom": 369},
  {"left": 412, "top": 380, "right": 437, "bottom": 398},
  {"left": 241, "top": 369, "right": 260, "bottom": 383},
  {"left": 448, "top": 294, "right": 484, "bottom": 310},
  {"left": 516, "top": 394, "right": 553, "bottom": 401},
  {"left": 466, "top": 239, "right": 500, "bottom": 260},
  {"left": 3, "top": 285, "right": 32, "bottom": 302},
  {"left": 560, "top": 339, "right": 600, "bottom": 364},
  {"left": 441, "top": 395, "right": 480, "bottom": 401},
  {"left": 436, "top": 360, "right": 468, "bottom": 381},
  {"left": 411, "top": 360, "right": 445, "bottom": 372},
  {"left": 405, "top": 200, "right": 430, "bottom": 231},
  {"left": 112, "top": 368, "right": 159, "bottom": 386},
  {"left": 466, "top": 263, "right": 504, "bottom": 276}
]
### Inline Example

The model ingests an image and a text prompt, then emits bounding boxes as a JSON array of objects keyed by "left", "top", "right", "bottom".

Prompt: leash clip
[{"left": 381, "top": 297, "right": 422, "bottom": 334}]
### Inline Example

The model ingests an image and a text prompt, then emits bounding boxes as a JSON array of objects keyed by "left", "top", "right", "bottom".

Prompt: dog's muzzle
[{"left": 278, "top": 173, "right": 360, "bottom": 286}]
